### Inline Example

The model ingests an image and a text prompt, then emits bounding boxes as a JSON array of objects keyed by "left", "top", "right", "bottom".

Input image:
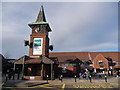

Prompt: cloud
[
  {"left": 1, "top": 2, "right": 118, "bottom": 58},
  {"left": 49, "top": 2, "right": 118, "bottom": 51},
  {"left": 0, "top": 3, "right": 2, "bottom": 53},
  {"left": 1, "top": 0, "right": 120, "bottom": 2}
]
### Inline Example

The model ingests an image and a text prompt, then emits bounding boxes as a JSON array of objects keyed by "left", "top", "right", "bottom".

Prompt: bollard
[
  {"left": 89, "top": 75, "right": 92, "bottom": 83},
  {"left": 74, "top": 75, "right": 77, "bottom": 82},
  {"left": 8, "top": 73, "right": 11, "bottom": 80},
  {"left": 17, "top": 73, "right": 20, "bottom": 80},
  {"left": 8, "top": 74, "right": 10, "bottom": 80},
  {"left": 6, "top": 74, "right": 8, "bottom": 81},
  {"left": 105, "top": 75, "right": 107, "bottom": 82},
  {"left": 21, "top": 74, "right": 23, "bottom": 80},
  {"left": 46, "top": 75, "right": 48, "bottom": 83},
  {"left": 21, "top": 73, "right": 24, "bottom": 80},
  {"left": 12, "top": 73, "right": 15, "bottom": 80}
]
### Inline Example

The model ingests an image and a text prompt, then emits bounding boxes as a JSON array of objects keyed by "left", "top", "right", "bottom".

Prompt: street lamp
[
  {"left": 60, "top": 75, "right": 63, "bottom": 82},
  {"left": 105, "top": 75, "right": 107, "bottom": 82},
  {"left": 89, "top": 75, "right": 92, "bottom": 83},
  {"left": 46, "top": 75, "right": 48, "bottom": 83},
  {"left": 74, "top": 75, "right": 77, "bottom": 82}
]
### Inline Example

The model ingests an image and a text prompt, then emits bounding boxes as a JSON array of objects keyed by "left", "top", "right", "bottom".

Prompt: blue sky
[{"left": 1, "top": 2, "right": 118, "bottom": 58}]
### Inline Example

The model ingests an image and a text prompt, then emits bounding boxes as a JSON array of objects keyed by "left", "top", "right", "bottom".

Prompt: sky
[{"left": 1, "top": 2, "right": 118, "bottom": 59}]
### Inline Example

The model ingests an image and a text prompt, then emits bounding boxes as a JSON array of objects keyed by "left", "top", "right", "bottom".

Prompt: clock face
[{"left": 35, "top": 27, "right": 40, "bottom": 33}]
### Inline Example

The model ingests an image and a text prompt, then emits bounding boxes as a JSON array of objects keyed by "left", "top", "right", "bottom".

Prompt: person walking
[
  {"left": 79, "top": 72, "right": 82, "bottom": 79},
  {"left": 85, "top": 69, "right": 89, "bottom": 80}
]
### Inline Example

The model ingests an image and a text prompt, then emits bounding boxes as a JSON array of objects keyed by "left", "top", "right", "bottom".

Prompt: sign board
[{"left": 33, "top": 38, "right": 43, "bottom": 55}]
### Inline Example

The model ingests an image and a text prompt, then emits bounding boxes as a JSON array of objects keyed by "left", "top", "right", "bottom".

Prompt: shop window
[{"left": 99, "top": 61, "right": 104, "bottom": 67}]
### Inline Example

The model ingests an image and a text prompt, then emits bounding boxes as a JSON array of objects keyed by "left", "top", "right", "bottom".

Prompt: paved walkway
[
  {"left": 2, "top": 80, "right": 47, "bottom": 87},
  {"left": 2, "top": 76, "right": 119, "bottom": 89}
]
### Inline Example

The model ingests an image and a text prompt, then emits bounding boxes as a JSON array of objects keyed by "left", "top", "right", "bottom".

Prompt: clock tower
[{"left": 28, "top": 6, "right": 51, "bottom": 57}]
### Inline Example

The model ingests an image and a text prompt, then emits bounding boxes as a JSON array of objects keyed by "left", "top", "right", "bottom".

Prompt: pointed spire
[{"left": 36, "top": 5, "right": 46, "bottom": 22}]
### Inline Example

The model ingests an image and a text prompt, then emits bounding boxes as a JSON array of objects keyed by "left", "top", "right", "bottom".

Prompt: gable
[
  {"left": 93, "top": 54, "right": 108, "bottom": 68},
  {"left": 93, "top": 54, "right": 108, "bottom": 62}
]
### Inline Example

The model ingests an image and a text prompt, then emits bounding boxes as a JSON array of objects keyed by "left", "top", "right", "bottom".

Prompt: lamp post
[
  {"left": 74, "top": 75, "right": 77, "bottom": 82},
  {"left": 60, "top": 75, "right": 63, "bottom": 82},
  {"left": 6, "top": 70, "right": 9, "bottom": 81},
  {"left": 13, "top": 63, "right": 15, "bottom": 80},
  {"left": 17, "top": 71, "right": 20, "bottom": 80},
  {"left": 12, "top": 70, "right": 15, "bottom": 80},
  {"left": 89, "top": 75, "right": 92, "bottom": 83},
  {"left": 46, "top": 75, "right": 48, "bottom": 83},
  {"left": 105, "top": 75, "right": 107, "bottom": 82},
  {"left": 6, "top": 74, "right": 8, "bottom": 81}
]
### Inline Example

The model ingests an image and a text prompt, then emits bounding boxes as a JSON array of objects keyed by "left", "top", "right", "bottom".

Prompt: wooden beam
[
  {"left": 51, "top": 63, "right": 53, "bottom": 80},
  {"left": 41, "top": 63, "right": 44, "bottom": 79},
  {"left": 22, "top": 56, "right": 25, "bottom": 79}
]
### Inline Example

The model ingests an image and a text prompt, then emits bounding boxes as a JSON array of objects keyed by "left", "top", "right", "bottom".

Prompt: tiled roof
[
  {"left": 42, "top": 56, "right": 54, "bottom": 64},
  {"left": 57, "top": 55, "right": 77, "bottom": 63},
  {"left": 14, "top": 52, "right": 119, "bottom": 65},
  {"left": 90, "top": 52, "right": 119, "bottom": 62},
  {"left": 14, "top": 55, "right": 31, "bottom": 64},
  {"left": 15, "top": 55, "right": 53, "bottom": 64},
  {"left": 14, "top": 56, "right": 25, "bottom": 64},
  {"left": 49, "top": 52, "right": 119, "bottom": 62},
  {"left": 25, "top": 58, "right": 42, "bottom": 64},
  {"left": 49, "top": 52, "right": 90, "bottom": 61}
]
